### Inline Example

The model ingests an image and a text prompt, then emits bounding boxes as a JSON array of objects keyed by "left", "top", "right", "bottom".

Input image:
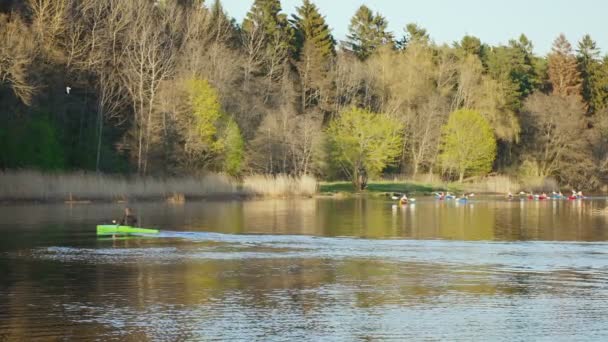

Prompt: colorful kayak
[{"left": 96, "top": 225, "right": 159, "bottom": 236}]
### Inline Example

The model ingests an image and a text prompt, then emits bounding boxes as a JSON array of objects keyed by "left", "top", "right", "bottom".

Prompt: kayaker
[
  {"left": 399, "top": 194, "right": 408, "bottom": 205},
  {"left": 119, "top": 207, "right": 137, "bottom": 226}
]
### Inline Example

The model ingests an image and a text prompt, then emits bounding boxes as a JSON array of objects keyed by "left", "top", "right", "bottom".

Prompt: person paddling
[{"left": 118, "top": 207, "right": 137, "bottom": 226}]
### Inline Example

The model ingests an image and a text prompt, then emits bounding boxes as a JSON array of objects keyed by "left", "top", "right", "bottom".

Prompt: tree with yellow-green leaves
[
  {"left": 182, "top": 78, "right": 244, "bottom": 176},
  {"left": 439, "top": 109, "right": 497, "bottom": 182},
  {"left": 326, "top": 107, "right": 403, "bottom": 191}
]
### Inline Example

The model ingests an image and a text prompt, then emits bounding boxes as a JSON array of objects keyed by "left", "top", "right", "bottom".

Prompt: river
[{"left": 2, "top": 197, "right": 608, "bottom": 341}]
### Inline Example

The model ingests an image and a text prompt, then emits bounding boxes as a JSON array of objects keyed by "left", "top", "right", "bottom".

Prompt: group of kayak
[
  {"left": 391, "top": 192, "right": 474, "bottom": 205},
  {"left": 507, "top": 190, "right": 586, "bottom": 201},
  {"left": 433, "top": 192, "right": 475, "bottom": 202},
  {"left": 391, "top": 189, "right": 587, "bottom": 206}
]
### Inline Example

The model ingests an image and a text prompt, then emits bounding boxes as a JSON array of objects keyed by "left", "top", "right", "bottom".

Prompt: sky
[{"left": 220, "top": 0, "right": 607, "bottom": 55}]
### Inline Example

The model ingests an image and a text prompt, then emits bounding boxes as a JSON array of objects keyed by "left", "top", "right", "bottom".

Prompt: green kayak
[{"left": 96, "top": 225, "right": 159, "bottom": 236}]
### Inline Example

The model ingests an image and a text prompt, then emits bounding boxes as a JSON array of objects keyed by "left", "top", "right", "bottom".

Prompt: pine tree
[
  {"left": 344, "top": 5, "right": 393, "bottom": 60},
  {"left": 577, "top": 34, "right": 602, "bottom": 113},
  {"left": 547, "top": 34, "right": 583, "bottom": 100},
  {"left": 485, "top": 34, "right": 540, "bottom": 110},
  {"left": 292, "top": 0, "right": 335, "bottom": 59},
  {"left": 509, "top": 34, "right": 541, "bottom": 97},
  {"left": 594, "top": 57, "right": 608, "bottom": 112},
  {"left": 396, "top": 23, "right": 429, "bottom": 49},
  {"left": 242, "top": 0, "right": 294, "bottom": 101},
  {"left": 209, "top": 0, "right": 237, "bottom": 44},
  {"left": 292, "top": 0, "right": 335, "bottom": 111},
  {"left": 242, "top": 0, "right": 293, "bottom": 48}
]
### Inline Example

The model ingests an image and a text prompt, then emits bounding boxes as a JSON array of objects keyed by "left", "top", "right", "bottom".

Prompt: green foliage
[
  {"left": 219, "top": 117, "right": 244, "bottom": 176},
  {"left": 242, "top": 0, "right": 294, "bottom": 57},
  {"left": 577, "top": 34, "right": 605, "bottom": 113},
  {"left": 183, "top": 78, "right": 244, "bottom": 175},
  {"left": 186, "top": 78, "right": 223, "bottom": 153},
  {"left": 326, "top": 107, "right": 403, "bottom": 190},
  {"left": 485, "top": 35, "right": 541, "bottom": 110},
  {"left": 292, "top": 0, "right": 335, "bottom": 59},
  {"left": 592, "top": 57, "right": 608, "bottom": 112},
  {"left": 439, "top": 109, "right": 497, "bottom": 182},
  {"left": 344, "top": 5, "right": 393, "bottom": 60},
  {"left": 457, "top": 35, "right": 488, "bottom": 61},
  {"left": 292, "top": 0, "right": 335, "bottom": 110},
  {"left": 0, "top": 115, "right": 64, "bottom": 170},
  {"left": 397, "top": 23, "right": 429, "bottom": 49}
]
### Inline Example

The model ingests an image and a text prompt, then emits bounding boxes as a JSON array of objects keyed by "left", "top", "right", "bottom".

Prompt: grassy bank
[
  {"left": 320, "top": 175, "right": 558, "bottom": 196},
  {"left": 320, "top": 180, "right": 463, "bottom": 196},
  {"left": 0, "top": 171, "right": 317, "bottom": 203}
]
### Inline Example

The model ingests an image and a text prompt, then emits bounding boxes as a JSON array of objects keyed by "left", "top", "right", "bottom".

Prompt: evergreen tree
[
  {"left": 547, "top": 34, "right": 582, "bottom": 100},
  {"left": 292, "top": 0, "right": 335, "bottom": 58},
  {"left": 344, "top": 5, "right": 393, "bottom": 60},
  {"left": 242, "top": 0, "right": 294, "bottom": 101},
  {"left": 397, "top": 23, "right": 429, "bottom": 49},
  {"left": 457, "top": 35, "right": 487, "bottom": 59},
  {"left": 485, "top": 34, "right": 540, "bottom": 110},
  {"left": 209, "top": 0, "right": 238, "bottom": 44},
  {"left": 508, "top": 34, "right": 541, "bottom": 97},
  {"left": 292, "top": 0, "right": 336, "bottom": 111},
  {"left": 577, "top": 34, "right": 602, "bottom": 113},
  {"left": 242, "top": 0, "right": 293, "bottom": 51},
  {"left": 594, "top": 57, "right": 608, "bottom": 112}
]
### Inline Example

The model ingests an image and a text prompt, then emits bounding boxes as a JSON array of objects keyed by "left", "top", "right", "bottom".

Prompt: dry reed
[
  {"left": 242, "top": 174, "right": 317, "bottom": 197},
  {"left": 0, "top": 170, "right": 318, "bottom": 202},
  {"left": 0, "top": 170, "right": 237, "bottom": 201},
  {"left": 464, "top": 175, "right": 521, "bottom": 194}
]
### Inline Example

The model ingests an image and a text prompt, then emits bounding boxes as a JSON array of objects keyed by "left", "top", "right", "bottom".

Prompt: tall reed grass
[
  {"left": 242, "top": 174, "right": 317, "bottom": 197},
  {"left": 0, "top": 171, "right": 237, "bottom": 201},
  {"left": 0, "top": 170, "right": 318, "bottom": 202},
  {"left": 464, "top": 175, "right": 521, "bottom": 194}
]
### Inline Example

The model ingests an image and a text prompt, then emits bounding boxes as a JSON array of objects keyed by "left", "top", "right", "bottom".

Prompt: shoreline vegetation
[
  {"left": 0, "top": 171, "right": 317, "bottom": 204},
  {"left": 1, "top": 170, "right": 584, "bottom": 205},
  {"left": 321, "top": 174, "right": 562, "bottom": 197}
]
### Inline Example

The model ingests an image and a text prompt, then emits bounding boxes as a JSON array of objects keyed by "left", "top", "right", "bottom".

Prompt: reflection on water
[{"left": 2, "top": 197, "right": 608, "bottom": 340}]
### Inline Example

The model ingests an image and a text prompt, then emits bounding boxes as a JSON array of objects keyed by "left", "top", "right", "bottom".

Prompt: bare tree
[
  {"left": 0, "top": 14, "right": 36, "bottom": 105},
  {"left": 521, "top": 93, "right": 588, "bottom": 178},
  {"left": 118, "top": 1, "right": 176, "bottom": 174}
]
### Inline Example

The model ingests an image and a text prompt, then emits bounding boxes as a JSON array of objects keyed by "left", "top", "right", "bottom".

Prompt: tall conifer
[
  {"left": 343, "top": 5, "right": 393, "bottom": 60},
  {"left": 292, "top": 0, "right": 335, "bottom": 110},
  {"left": 548, "top": 34, "right": 583, "bottom": 100}
]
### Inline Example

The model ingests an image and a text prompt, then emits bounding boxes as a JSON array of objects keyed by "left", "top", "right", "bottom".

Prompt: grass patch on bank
[{"left": 320, "top": 180, "right": 463, "bottom": 195}]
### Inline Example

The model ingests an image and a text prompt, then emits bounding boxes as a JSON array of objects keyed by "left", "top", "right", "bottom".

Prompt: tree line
[{"left": 1, "top": 0, "right": 607, "bottom": 190}]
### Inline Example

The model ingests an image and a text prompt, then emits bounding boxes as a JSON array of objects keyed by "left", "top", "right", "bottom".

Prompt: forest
[{"left": 1, "top": 0, "right": 608, "bottom": 190}]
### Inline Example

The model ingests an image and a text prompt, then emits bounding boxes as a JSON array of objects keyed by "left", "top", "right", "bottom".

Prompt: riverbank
[
  {"left": 0, "top": 171, "right": 317, "bottom": 204},
  {"left": 319, "top": 175, "right": 553, "bottom": 197},
  {"left": 319, "top": 180, "right": 462, "bottom": 197}
]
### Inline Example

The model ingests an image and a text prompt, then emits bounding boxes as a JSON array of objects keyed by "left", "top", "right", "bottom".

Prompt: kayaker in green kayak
[{"left": 117, "top": 207, "right": 137, "bottom": 226}]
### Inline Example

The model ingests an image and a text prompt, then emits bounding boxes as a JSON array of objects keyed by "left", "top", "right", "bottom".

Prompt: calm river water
[{"left": 2, "top": 197, "right": 608, "bottom": 341}]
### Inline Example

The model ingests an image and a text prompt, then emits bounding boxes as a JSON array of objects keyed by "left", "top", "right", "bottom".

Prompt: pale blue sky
[{"left": 220, "top": 0, "right": 607, "bottom": 55}]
